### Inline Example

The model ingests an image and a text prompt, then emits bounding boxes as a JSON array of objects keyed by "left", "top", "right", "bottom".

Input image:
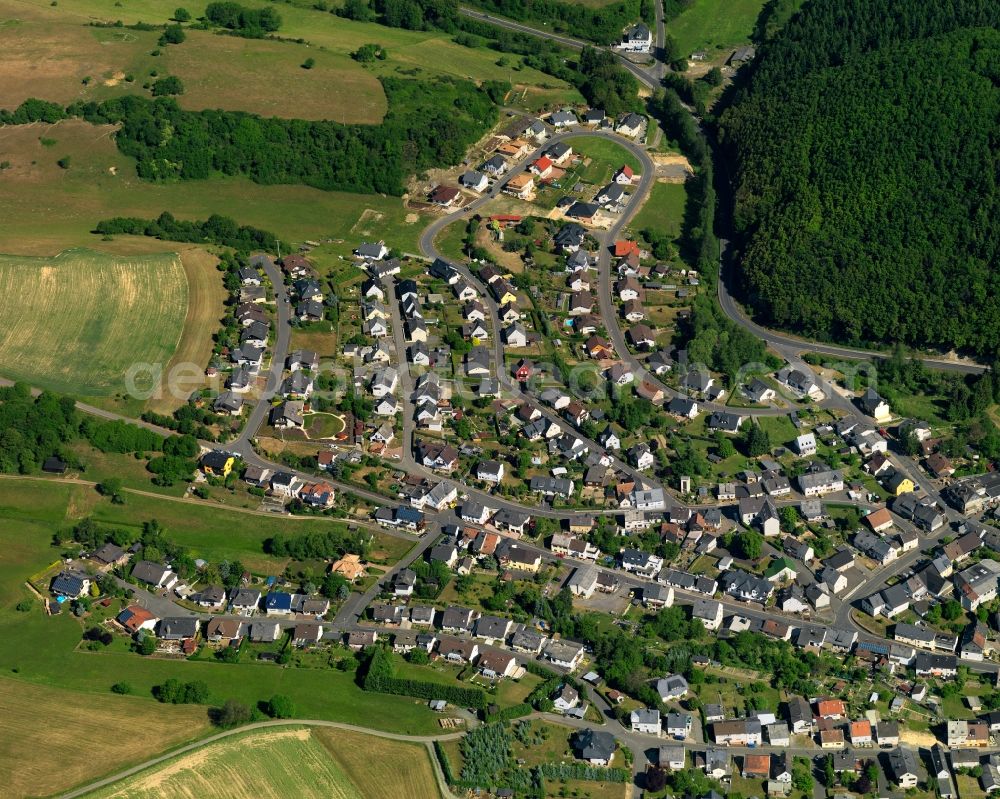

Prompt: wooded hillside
[{"left": 721, "top": 0, "right": 1000, "bottom": 355}]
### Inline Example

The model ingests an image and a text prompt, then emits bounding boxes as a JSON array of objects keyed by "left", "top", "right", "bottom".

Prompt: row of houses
[{"left": 364, "top": 602, "right": 586, "bottom": 671}]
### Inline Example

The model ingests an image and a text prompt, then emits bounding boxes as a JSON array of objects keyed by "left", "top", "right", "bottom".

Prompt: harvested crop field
[
  {"left": 314, "top": 727, "right": 442, "bottom": 799},
  {"left": 0, "top": 676, "right": 211, "bottom": 799},
  {"left": 89, "top": 728, "right": 361, "bottom": 799},
  {"left": 88, "top": 726, "right": 442, "bottom": 799},
  {"left": 0, "top": 247, "right": 187, "bottom": 395},
  {"left": 147, "top": 246, "right": 228, "bottom": 414}
]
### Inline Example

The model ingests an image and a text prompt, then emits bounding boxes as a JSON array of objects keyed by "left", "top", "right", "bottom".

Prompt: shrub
[
  {"left": 266, "top": 694, "right": 295, "bottom": 718},
  {"left": 151, "top": 76, "right": 185, "bottom": 96},
  {"left": 159, "top": 24, "right": 186, "bottom": 45}
]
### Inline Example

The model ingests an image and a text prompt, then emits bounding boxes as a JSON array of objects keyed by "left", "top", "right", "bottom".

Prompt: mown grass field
[
  {"left": 0, "top": 676, "right": 213, "bottom": 799},
  {"left": 0, "top": 119, "right": 427, "bottom": 255},
  {"left": 0, "top": 2, "right": 386, "bottom": 122},
  {"left": 631, "top": 180, "right": 688, "bottom": 238},
  {"left": 149, "top": 245, "right": 229, "bottom": 414},
  {"left": 9, "top": 0, "right": 580, "bottom": 110},
  {"left": 0, "top": 247, "right": 187, "bottom": 395},
  {"left": 667, "top": 0, "right": 766, "bottom": 56},
  {"left": 165, "top": 30, "right": 386, "bottom": 123}
]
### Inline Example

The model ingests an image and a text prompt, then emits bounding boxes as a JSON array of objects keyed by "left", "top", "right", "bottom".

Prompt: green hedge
[
  {"left": 434, "top": 741, "right": 456, "bottom": 785},
  {"left": 486, "top": 702, "right": 532, "bottom": 723},
  {"left": 537, "top": 763, "right": 630, "bottom": 782},
  {"left": 361, "top": 647, "right": 488, "bottom": 709}
]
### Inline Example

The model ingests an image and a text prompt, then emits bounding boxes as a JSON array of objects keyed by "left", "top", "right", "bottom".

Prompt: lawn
[
  {"left": 0, "top": 478, "right": 413, "bottom": 573},
  {"left": 0, "top": 248, "right": 187, "bottom": 395},
  {"left": 434, "top": 221, "right": 470, "bottom": 264},
  {"left": 305, "top": 412, "right": 346, "bottom": 439},
  {"left": 0, "top": 119, "right": 427, "bottom": 255},
  {"left": 667, "top": 0, "right": 768, "bottom": 56},
  {"left": 631, "top": 181, "right": 688, "bottom": 239},
  {"left": 754, "top": 414, "right": 800, "bottom": 449},
  {"left": 564, "top": 136, "right": 644, "bottom": 185},
  {"left": 0, "top": 675, "right": 213, "bottom": 799}
]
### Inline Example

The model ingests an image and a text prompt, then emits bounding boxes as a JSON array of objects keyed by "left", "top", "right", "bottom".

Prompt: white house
[
  {"left": 631, "top": 708, "right": 662, "bottom": 735},
  {"left": 618, "top": 22, "right": 652, "bottom": 53}
]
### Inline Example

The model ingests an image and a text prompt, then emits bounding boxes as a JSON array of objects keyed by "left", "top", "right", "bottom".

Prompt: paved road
[
  {"left": 457, "top": 7, "right": 660, "bottom": 91},
  {"left": 716, "top": 255, "right": 987, "bottom": 375},
  {"left": 229, "top": 254, "right": 293, "bottom": 453}
]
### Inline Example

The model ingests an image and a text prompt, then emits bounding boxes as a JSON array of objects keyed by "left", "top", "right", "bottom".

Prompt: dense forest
[
  {"left": 721, "top": 0, "right": 1000, "bottom": 355},
  {"left": 2, "top": 76, "right": 497, "bottom": 196}
]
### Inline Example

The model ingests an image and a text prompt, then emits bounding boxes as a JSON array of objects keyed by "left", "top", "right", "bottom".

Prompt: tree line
[
  {"left": 95, "top": 211, "right": 278, "bottom": 251},
  {"left": 458, "top": 0, "right": 647, "bottom": 45},
  {"left": 721, "top": 0, "right": 1000, "bottom": 355},
  {"left": 2, "top": 74, "right": 498, "bottom": 195}
]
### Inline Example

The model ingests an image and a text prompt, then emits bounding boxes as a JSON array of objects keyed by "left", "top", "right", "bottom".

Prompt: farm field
[
  {"left": 0, "top": 247, "right": 187, "bottom": 395},
  {"left": 148, "top": 245, "right": 229, "bottom": 414},
  {"left": 87, "top": 726, "right": 443, "bottom": 799},
  {"left": 667, "top": 0, "right": 767, "bottom": 55},
  {"left": 10, "top": 0, "right": 579, "bottom": 110},
  {"left": 313, "top": 727, "right": 443, "bottom": 799},
  {"left": 0, "top": 675, "right": 212, "bottom": 799},
  {"left": 0, "top": 3, "right": 386, "bottom": 122},
  {"left": 0, "top": 119, "right": 426, "bottom": 254},
  {"left": 88, "top": 728, "right": 352, "bottom": 799},
  {"left": 631, "top": 181, "right": 688, "bottom": 239},
  {"left": 164, "top": 29, "right": 386, "bottom": 123}
]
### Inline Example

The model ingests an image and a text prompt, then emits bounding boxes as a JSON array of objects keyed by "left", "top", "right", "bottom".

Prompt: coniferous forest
[{"left": 721, "top": 0, "right": 1000, "bottom": 355}]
